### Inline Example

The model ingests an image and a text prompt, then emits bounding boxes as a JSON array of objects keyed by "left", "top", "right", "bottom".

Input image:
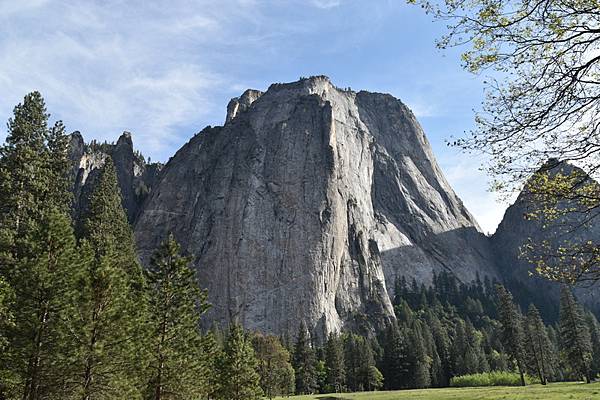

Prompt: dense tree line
[
  {"left": 377, "top": 274, "right": 600, "bottom": 389},
  {"left": 0, "top": 93, "right": 599, "bottom": 399}
]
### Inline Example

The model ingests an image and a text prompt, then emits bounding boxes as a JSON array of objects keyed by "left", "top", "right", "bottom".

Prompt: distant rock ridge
[
  {"left": 491, "top": 159, "right": 600, "bottom": 320},
  {"left": 69, "top": 131, "right": 162, "bottom": 223}
]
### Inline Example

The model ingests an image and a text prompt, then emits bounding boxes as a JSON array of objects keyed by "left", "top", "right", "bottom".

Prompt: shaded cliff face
[
  {"left": 491, "top": 161, "right": 600, "bottom": 320},
  {"left": 134, "top": 76, "right": 498, "bottom": 337},
  {"left": 69, "top": 131, "right": 162, "bottom": 223}
]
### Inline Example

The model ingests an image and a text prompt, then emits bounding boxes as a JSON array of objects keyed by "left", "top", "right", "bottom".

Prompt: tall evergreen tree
[
  {"left": 406, "top": 321, "right": 431, "bottom": 389},
  {"left": 251, "top": 333, "right": 295, "bottom": 399},
  {"left": 0, "top": 92, "right": 51, "bottom": 253},
  {"left": 524, "top": 304, "right": 553, "bottom": 385},
  {"left": 366, "top": 365, "right": 384, "bottom": 392},
  {"left": 466, "top": 319, "right": 489, "bottom": 373},
  {"left": 73, "top": 159, "right": 148, "bottom": 399},
  {"left": 145, "top": 234, "right": 210, "bottom": 400},
  {"left": 10, "top": 211, "right": 84, "bottom": 400},
  {"left": 546, "top": 325, "right": 565, "bottom": 382},
  {"left": 450, "top": 319, "right": 478, "bottom": 376},
  {"left": 381, "top": 323, "right": 408, "bottom": 390},
  {"left": 0, "top": 92, "right": 71, "bottom": 272},
  {"left": 201, "top": 331, "right": 222, "bottom": 400},
  {"left": 496, "top": 285, "right": 527, "bottom": 386},
  {"left": 0, "top": 277, "right": 16, "bottom": 398},
  {"left": 292, "top": 323, "right": 317, "bottom": 395},
  {"left": 324, "top": 333, "right": 345, "bottom": 393},
  {"left": 559, "top": 287, "right": 593, "bottom": 383},
  {"left": 585, "top": 312, "right": 600, "bottom": 379},
  {"left": 426, "top": 312, "right": 451, "bottom": 386},
  {"left": 217, "top": 324, "right": 262, "bottom": 400},
  {"left": 343, "top": 334, "right": 378, "bottom": 392},
  {"left": 45, "top": 120, "right": 72, "bottom": 212},
  {"left": 0, "top": 92, "right": 79, "bottom": 400}
]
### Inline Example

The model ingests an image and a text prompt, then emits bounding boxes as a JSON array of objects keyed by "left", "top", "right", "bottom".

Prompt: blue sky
[{"left": 0, "top": 0, "right": 508, "bottom": 233}]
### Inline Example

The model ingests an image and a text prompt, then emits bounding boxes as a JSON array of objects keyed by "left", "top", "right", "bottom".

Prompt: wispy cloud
[
  {"left": 310, "top": 0, "right": 342, "bottom": 9},
  {"left": 0, "top": 0, "right": 508, "bottom": 232},
  {"left": 0, "top": 0, "right": 49, "bottom": 17},
  {"left": 0, "top": 0, "right": 262, "bottom": 157}
]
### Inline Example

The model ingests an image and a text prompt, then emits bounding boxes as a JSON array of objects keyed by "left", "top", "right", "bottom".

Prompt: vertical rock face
[
  {"left": 69, "top": 131, "right": 162, "bottom": 223},
  {"left": 134, "top": 76, "right": 498, "bottom": 337},
  {"left": 491, "top": 160, "right": 600, "bottom": 319}
]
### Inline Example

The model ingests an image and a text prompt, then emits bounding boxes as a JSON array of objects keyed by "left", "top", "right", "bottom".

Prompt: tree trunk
[
  {"left": 24, "top": 303, "right": 49, "bottom": 400},
  {"left": 82, "top": 307, "right": 100, "bottom": 400},
  {"left": 517, "top": 360, "right": 526, "bottom": 386}
]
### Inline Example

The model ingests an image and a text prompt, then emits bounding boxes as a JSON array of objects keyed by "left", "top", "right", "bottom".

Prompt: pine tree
[
  {"left": 45, "top": 120, "right": 72, "bottom": 212},
  {"left": 0, "top": 92, "right": 51, "bottom": 254},
  {"left": 201, "top": 331, "right": 222, "bottom": 399},
  {"left": 0, "top": 277, "right": 16, "bottom": 398},
  {"left": 546, "top": 325, "right": 564, "bottom": 381},
  {"left": 347, "top": 335, "right": 378, "bottom": 391},
  {"left": 0, "top": 278, "right": 12, "bottom": 345},
  {"left": 217, "top": 324, "right": 262, "bottom": 400},
  {"left": 366, "top": 365, "right": 384, "bottom": 391},
  {"left": 406, "top": 321, "right": 431, "bottom": 389},
  {"left": 314, "top": 359, "right": 327, "bottom": 394},
  {"left": 524, "top": 304, "right": 553, "bottom": 385},
  {"left": 427, "top": 312, "right": 451, "bottom": 386},
  {"left": 450, "top": 319, "right": 472, "bottom": 376},
  {"left": 145, "top": 234, "right": 210, "bottom": 400},
  {"left": 496, "top": 285, "right": 527, "bottom": 386},
  {"left": 0, "top": 92, "right": 71, "bottom": 267},
  {"left": 559, "top": 287, "right": 593, "bottom": 383},
  {"left": 292, "top": 323, "right": 317, "bottom": 395},
  {"left": 324, "top": 333, "right": 345, "bottom": 393},
  {"left": 10, "top": 211, "right": 85, "bottom": 400},
  {"left": 585, "top": 312, "right": 600, "bottom": 379},
  {"left": 73, "top": 159, "right": 148, "bottom": 399},
  {"left": 0, "top": 92, "right": 79, "bottom": 400},
  {"left": 252, "top": 332, "right": 295, "bottom": 399},
  {"left": 381, "top": 323, "right": 408, "bottom": 390}
]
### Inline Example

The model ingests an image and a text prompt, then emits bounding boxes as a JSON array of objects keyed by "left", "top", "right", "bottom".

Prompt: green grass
[
  {"left": 275, "top": 381, "right": 600, "bottom": 400},
  {"left": 450, "top": 371, "right": 535, "bottom": 387}
]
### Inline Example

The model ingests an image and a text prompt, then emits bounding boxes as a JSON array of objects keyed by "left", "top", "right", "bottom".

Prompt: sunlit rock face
[{"left": 133, "top": 76, "right": 499, "bottom": 338}]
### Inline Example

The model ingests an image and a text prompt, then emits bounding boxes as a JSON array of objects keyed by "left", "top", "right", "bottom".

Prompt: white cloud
[
  {"left": 0, "top": 0, "right": 263, "bottom": 159},
  {"left": 310, "top": 0, "right": 342, "bottom": 8},
  {"left": 405, "top": 100, "right": 438, "bottom": 118},
  {"left": 0, "top": 0, "right": 49, "bottom": 17}
]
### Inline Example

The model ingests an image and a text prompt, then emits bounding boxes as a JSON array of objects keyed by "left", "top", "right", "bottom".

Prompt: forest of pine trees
[{"left": 0, "top": 92, "right": 599, "bottom": 399}]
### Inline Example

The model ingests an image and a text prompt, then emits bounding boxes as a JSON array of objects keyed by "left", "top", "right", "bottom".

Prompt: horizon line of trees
[{"left": 1, "top": 92, "right": 599, "bottom": 400}]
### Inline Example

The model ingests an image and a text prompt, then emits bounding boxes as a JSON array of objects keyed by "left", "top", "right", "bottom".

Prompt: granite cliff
[
  {"left": 133, "top": 76, "right": 498, "bottom": 337},
  {"left": 491, "top": 160, "right": 600, "bottom": 320},
  {"left": 70, "top": 76, "right": 599, "bottom": 338}
]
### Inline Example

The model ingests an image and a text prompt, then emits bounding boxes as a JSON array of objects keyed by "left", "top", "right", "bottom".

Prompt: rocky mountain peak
[
  {"left": 64, "top": 77, "right": 600, "bottom": 335},
  {"left": 226, "top": 89, "right": 264, "bottom": 123},
  {"left": 134, "top": 76, "right": 499, "bottom": 338},
  {"left": 116, "top": 131, "right": 133, "bottom": 148},
  {"left": 69, "top": 131, "right": 161, "bottom": 224}
]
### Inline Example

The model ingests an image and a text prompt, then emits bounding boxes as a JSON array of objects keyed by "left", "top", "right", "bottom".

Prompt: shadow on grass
[{"left": 316, "top": 397, "right": 352, "bottom": 400}]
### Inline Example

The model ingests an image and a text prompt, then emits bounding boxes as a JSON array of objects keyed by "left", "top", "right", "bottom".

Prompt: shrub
[{"left": 450, "top": 371, "right": 536, "bottom": 387}]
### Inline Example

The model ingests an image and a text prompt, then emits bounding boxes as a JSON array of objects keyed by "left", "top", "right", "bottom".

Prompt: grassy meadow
[{"left": 276, "top": 382, "right": 600, "bottom": 400}]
